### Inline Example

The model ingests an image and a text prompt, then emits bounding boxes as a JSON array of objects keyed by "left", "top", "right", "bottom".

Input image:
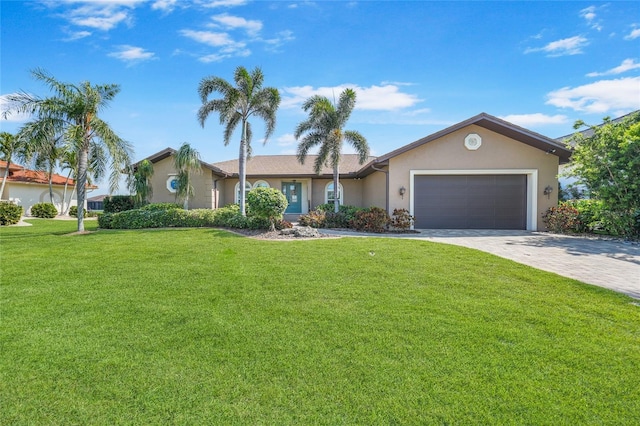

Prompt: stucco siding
[
  {"left": 361, "top": 168, "right": 388, "bottom": 210},
  {"left": 5, "top": 183, "right": 80, "bottom": 216},
  {"left": 387, "top": 124, "right": 559, "bottom": 230},
  {"left": 149, "top": 156, "right": 216, "bottom": 209}
]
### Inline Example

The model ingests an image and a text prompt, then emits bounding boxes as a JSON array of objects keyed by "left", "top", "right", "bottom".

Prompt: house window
[
  {"left": 235, "top": 182, "right": 253, "bottom": 204},
  {"left": 253, "top": 180, "right": 270, "bottom": 189},
  {"left": 325, "top": 182, "right": 344, "bottom": 205}
]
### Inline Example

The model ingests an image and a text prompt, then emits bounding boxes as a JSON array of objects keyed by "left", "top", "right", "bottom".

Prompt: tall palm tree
[
  {"left": 0, "top": 132, "right": 27, "bottom": 201},
  {"left": 131, "top": 159, "right": 154, "bottom": 208},
  {"left": 198, "top": 66, "right": 280, "bottom": 216},
  {"left": 294, "top": 88, "right": 369, "bottom": 213},
  {"left": 59, "top": 146, "right": 104, "bottom": 215},
  {"left": 19, "top": 119, "right": 66, "bottom": 207},
  {"left": 174, "top": 142, "right": 201, "bottom": 210},
  {"left": 4, "top": 69, "right": 132, "bottom": 232}
]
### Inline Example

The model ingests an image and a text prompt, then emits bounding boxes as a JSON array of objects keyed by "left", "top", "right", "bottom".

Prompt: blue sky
[{"left": 2, "top": 0, "right": 639, "bottom": 194}]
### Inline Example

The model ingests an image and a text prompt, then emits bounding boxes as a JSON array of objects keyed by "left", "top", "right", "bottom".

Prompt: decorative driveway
[{"left": 322, "top": 229, "right": 640, "bottom": 299}]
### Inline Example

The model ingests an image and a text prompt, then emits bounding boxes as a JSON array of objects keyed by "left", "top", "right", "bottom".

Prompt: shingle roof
[
  {"left": 212, "top": 154, "right": 376, "bottom": 177},
  {"left": 0, "top": 160, "right": 96, "bottom": 188}
]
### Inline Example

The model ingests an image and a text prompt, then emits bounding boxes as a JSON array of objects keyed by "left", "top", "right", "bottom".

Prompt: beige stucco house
[{"left": 138, "top": 113, "right": 571, "bottom": 231}]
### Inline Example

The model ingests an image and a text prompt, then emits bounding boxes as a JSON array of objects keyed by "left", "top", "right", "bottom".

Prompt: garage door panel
[{"left": 414, "top": 175, "right": 526, "bottom": 229}]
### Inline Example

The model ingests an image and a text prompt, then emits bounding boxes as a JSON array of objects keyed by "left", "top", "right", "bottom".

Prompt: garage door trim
[{"left": 409, "top": 169, "right": 538, "bottom": 230}]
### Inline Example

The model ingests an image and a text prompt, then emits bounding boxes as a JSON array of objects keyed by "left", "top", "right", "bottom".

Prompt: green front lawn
[{"left": 1, "top": 220, "right": 638, "bottom": 424}]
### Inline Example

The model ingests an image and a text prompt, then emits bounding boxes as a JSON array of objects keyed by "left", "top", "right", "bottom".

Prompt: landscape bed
[{"left": 1, "top": 219, "right": 639, "bottom": 424}]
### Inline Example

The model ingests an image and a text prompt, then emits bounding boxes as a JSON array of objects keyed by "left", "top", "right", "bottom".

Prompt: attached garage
[{"left": 413, "top": 174, "right": 528, "bottom": 229}]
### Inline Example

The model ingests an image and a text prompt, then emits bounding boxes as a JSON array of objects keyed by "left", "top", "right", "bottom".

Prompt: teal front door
[{"left": 282, "top": 182, "right": 302, "bottom": 214}]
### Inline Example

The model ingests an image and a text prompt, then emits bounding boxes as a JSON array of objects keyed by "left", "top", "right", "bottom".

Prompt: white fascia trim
[{"left": 409, "top": 169, "right": 538, "bottom": 231}]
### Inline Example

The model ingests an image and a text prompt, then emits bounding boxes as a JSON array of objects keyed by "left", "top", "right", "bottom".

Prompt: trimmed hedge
[
  {"left": 69, "top": 206, "right": 86, "bottom": 217},
  {"left": 31, "top": 202, "right": 58, "bottom": 218},
  {"left": 103, "top": 195, "right": 135, "bottom": 213},
  {"left": 0, "top": 202, "right": 23, "bottom": 225}
]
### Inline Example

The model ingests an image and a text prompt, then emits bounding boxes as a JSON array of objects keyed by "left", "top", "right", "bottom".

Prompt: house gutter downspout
[
  {"left": 370, "top": 163, "right": 389, "bottom": 213},
  {"left": 213, "top": 173, "right": 230, "bottom": 209}
]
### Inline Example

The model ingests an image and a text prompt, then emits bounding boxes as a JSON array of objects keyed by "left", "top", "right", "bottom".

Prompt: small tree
[
  {"left": 563, "top": 112, "right": 640, "bottom": 238},
  {"left": 0, "top": 132, "right": 27, "bottom": 200},
  {"left": 174, "top": 143, "right": 201, "bottom": 210},
  {"left": 246, "top": 187, "right": 288, "bottom": 231},
  {"left": 132, "top": 159, "right": 154, "bottom": 208}
]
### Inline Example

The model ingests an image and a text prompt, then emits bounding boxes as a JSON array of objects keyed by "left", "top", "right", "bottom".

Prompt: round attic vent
[{"left": 464, "top": 133, "right": 482, "bottom": 150}]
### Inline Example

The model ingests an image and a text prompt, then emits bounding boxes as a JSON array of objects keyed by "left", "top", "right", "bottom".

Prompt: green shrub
[
  {"left": 542, "top": 204, "right": 580, "bottom": 233},
  {"left": 299, "top": 209, "right": 327, "bottom": 228},
  {"left": 389, "top": 208, "right": 414, "bottom": 231},
  {"left": 211, "top": 204, "right": 241, "bottom": 227},
  {"left": 139, "top": 203, "right": 182, "bottom": 212},
  {"left": 0, "top": 201, "right": 23, "bottom": 225},
  {"left": 69, "top": 206, "right": 86, "bottom": 218},
  {"left": 246, "top": 188, "right": 288, "bottom": 230},
  {"left": 350, "top": 207, "right": 390, "bottom": 233},
  {"left": 103, "top": 195, "right": 135, "bottom": 213},
  {"left": 31, "top": 202, "right": 58, "bottom": 218},
  {"left": 99, "top": 208, "right": 217, "bottom": 230}
]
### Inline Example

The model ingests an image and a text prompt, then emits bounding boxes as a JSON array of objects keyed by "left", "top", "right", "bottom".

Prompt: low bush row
[
  {"left": 98, "top": 203, "right": 292, "bottom": 230},
  {"left": 31, "top": 202, "right": 58, "bottom": 218},
  {"left": 299, "top": 205, "right": 414, "bottom": 233},
  {"left": 542, "top": 199, "right": 640, "bottom": 238}
]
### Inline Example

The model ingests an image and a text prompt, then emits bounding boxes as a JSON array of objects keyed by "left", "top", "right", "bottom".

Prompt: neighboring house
[
  {"left": 136, "top": 113, "right": 571, "bottom": 230},
  {"left": 0, "top": 160, "right": 95, "bottom": 216},
  {"left": 87, "top": 194, "right": 107, "bottom": 211}
]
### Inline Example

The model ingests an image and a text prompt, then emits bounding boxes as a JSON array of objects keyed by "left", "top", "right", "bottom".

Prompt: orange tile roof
[
  {"left": 211, "top": 154, "right": 377, "bottom": 177},
  {"left": 1, "top": 161, "right": 97, "bottom": 188}
]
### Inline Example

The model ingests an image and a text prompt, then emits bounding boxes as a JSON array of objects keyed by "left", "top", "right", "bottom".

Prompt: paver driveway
[{"left": 323, "top": 229, "right": 640, "bottom": 299}]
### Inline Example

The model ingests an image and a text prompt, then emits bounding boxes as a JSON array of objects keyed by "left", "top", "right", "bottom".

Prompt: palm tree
[
  {"left": 131, "top": 159, "right": 154, "bottom": 208},
  {"left": 174, "top": 142, "right": 201, "bottom": 210},
  {"left": 294, "top": 88, "right": 369, "bottom": 213},
  {"left": 198, "top": 66, "right": 280, "bottom": 216},
  {"left": 4, "top": 69, "right": 132, "bottom": 232},
  {"left": 59, "top": 144, "right": 105, "bottom": 215},
  {"left": 0, "top": 132, "right": 27, "bottom": 201}
]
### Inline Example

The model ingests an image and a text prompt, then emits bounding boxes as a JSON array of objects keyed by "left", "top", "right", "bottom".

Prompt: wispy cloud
[
  {"left": 179, "top": 29, "right": 250, "bottom": 61},
  {"left": 276, "top": 133, "right": 297, "bottom": 147},
  {"left": 62, "top": 29, "right": 92, "bottom": 41},
  {"left": 57, "top": 1, "right": 146, "bottom": 31},
  {"left": 151, "top": 0, "right": 179, "bottom": 13},
  {"left": 108, "top": 45, "right": 157, "bottom": 64},
  {"left": 546, "top": 77, "right": 640, "bottom": 114},
  {"left": 525, "top": 35, "right": 589, "bottom": 57},
  {"left": 579, "top": 6, "right": 602, "bottom": 31},
  {"left": 624, "top": 27, "right": 640, "bottom": 40},
  {"left": 281, "top": 84, "right": 422, "bottom": 111},
  {"left": 499, "top": 113, "right": 569, "bottom": 127},
  {"left": 200, "top": 0, "right": 248, "bottom": 8},
  {"left": 587, "top": 59, "right": 640, "bottom": 77},
  {"left": 210, "top": 13, "right": 262, "bottom": 36}
]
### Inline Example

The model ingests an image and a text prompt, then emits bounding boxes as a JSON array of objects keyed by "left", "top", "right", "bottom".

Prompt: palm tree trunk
[
  {"left": 333, "top": 164, "right": 340, "bottom": 213},
  {"left": 61, "top": 170, "right": 72, "bottom": 215},
  {"left": 0, "top": 160, "right": 10, "bottom": 200},
  {"left": 76, "top": 146, "right": 89, "bottom": 232},
  {"left": 238, "top": 119, "right": 248, "bottom": 216}
]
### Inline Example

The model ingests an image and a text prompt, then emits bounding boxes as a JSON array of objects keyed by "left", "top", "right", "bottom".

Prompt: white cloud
[
  {"left": 579, "top": 6, "right": 602, "bottom": 31},
  {"left": 546, "top": 77, "right": 640, "bottom": 114},
  {"left": 0, "top": 94, "right": 32, "bottom": 123},
  {"left": 525, "top": 35, "right": 589, "bottom": 57},
  {"left": 57, "top": 1, "right": 146, "bottom": 31},
  {"left": 151, "top": 0, "right": 178, "bottom": 13},
  {"left": 210, "top": 13, "right": 262, "bottom": 36},
  {"left": 281, "top": 84, "right": 422, "bottom": 111},
  {"left": 587, "top": 59, "right": 640, "bottom": 77},
  {"left": 180, "top": 29, "right": 236, "bottom": 47},
  {"left": 200, "top": 0, "right": 247, "bottom": 8},
  {"left": 624, "top": 28, "right": 640, "bottom": 40},
  {"left": 63, "top": 30, "right": 92, "bottom": 41},
  {"left": 499, "top": 113, "right": 569, "bottom": 127},
  {"left": 276, "top": 133, "right": 297, "bottom": 147},
  {"left": 108, "top": 45, "right": 157, "bottom": 64}
]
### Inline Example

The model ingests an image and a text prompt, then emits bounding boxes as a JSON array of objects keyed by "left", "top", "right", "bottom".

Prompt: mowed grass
[{"left": 1, "top": 220, "right": 639, "bottom": 424}]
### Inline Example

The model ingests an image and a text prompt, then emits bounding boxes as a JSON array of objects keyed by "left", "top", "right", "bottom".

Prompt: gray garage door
[{"left": 414, "top": 175, "right": 527, "bottom": 229}]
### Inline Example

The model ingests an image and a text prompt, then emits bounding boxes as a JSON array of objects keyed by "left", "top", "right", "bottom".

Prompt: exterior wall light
[
  {"left": 399, "top": 186, "right": 406, "bottom": 199},
  {"left": 544, "top": 185, "right": 553, "bottom": 199}
]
